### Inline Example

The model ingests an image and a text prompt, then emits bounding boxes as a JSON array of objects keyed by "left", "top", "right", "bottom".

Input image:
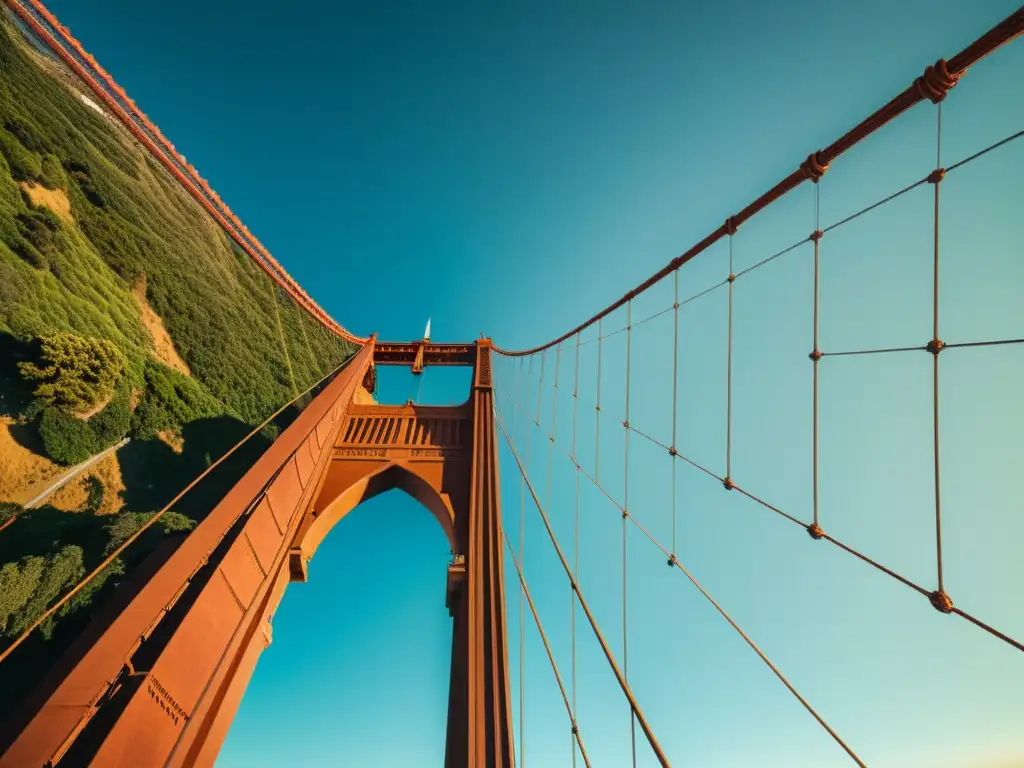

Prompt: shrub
[
  {"left": 84, "top": 476, "right": 103, "bottom": 512},
  {"left": 0, "top": 501, "right": 21, "bottom": 527},
  {"left": 88, "top": 388, "right": 131, "bottom": 443},
  {"left": 104, "top": 510, "right": 195, "bottom": 555},
  {"left": 37, "top": 386, "right": 131, "bottom": 464},
  {"left": 38, "top": 407, "right": 96, "bottom": 464},
  {"left": 56, "top": 558, "right": 125, "bottom": 620},
  {"left": 131, "top": 361, "right": 223, "bottom": 440},
  {"left": 14, "top": 209, "right": 58, "bottom": 266},
  {"left": 5, "top": 306, "right": 47, "bottom": 341},
  {"left": 3, "top": 116, "right": 51, "bottom": 154},
  {"left": 0, "top": 127, "right": 40, "bottom": 181},
  {"left": 6, "top": 233, "right": 46, "bottom": 269},
  {"left": 38, "top": 152, "right": 65, "bottom": 190},
  {"left": 19, "top": 331, "right": 126, "bottom": 412},
  {"left": 4, "top": 545, "right": 84, "bottom": 637},
  {"left": 0, "top": 555, "right": 45, "bottom": 634}
]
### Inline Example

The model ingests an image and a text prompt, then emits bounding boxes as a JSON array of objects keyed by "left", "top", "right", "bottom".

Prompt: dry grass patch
[
  {"left": 18, "top": 181, "right": 73, "bottom": 221},
  {"left": 132, "top": 276, "right": 191, "bottom": 376},
  {"left": 88, "top": 454, "right": 126, "bottom": 514},
  {"left": 46, "top": 475, "right": 89, "bottom": 511},
  {"left": 37, "top": 452, "right": 125, "bottom": 514},
  {"left": 0, "top": 416, "right": 64, "bottom": 504},
  {"left": 0, "top": 418, "right": 126, "bottom": 512},
  {"left": 156, "top": 429, "right": 184, "bottom": 454}
]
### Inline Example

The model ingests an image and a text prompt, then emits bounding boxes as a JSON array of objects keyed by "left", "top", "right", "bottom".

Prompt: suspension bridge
[{"left": 0, "top": 1, "right": 1021, "bottom": 766}]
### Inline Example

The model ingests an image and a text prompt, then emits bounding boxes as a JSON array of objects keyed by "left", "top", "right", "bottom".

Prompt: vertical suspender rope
[
  {"left": 536, "top": 350, "right": 547, "bottom": 427},
  {"left": 545, "top": 342, "right": 561, "bottom": 751},
  {"left": 501, "top": 533, "right": 593, "bottom": 768},
  {"left": 811, "top": 184, "right": 824, "bottom": 537},
  {"left": 624, "top": 299, "right": 636, "bottom": 767},
  {"left": 670, "top": 268, "right": 680, "bottom": 564},
  {"left": 571, "top": 338, "right": 581, "bottom": 463},
  {"left": 930, "top": 103, "right": 950, "bottom": 610},
  {"left": 552, "top": 343, "right": 562, "bottom": 436},
  {"left": 725, "top": 225, "right": 736, "bottom": 487},
  {"left": 268, "top": 280, "right": 300, "bottom": 400},
  {"left": 511, "top": 357, "right": 525, "bottom": 446},
  {"left": 596, "top": 318, "right": 603, "bottom": 484},
  {"left": 571, "top": 332, "right": 582, "bottom": 768},
  {"left": 544, "top": 341, "right": 561, "bottom": 751},
  {"left": 520, "top": 352, "right": 539, "bottom": 765},
  {"left": 296, "top": 312, "right": 322, "bottom": 380},
  {"left": 548, "top": 345, "right": 562, "bottom": 515},
  {"left": 0, "top": 349, "right": 361, "bottom": 667},
  {"left": 495, "top": 412, "right": 672, "bottom": 767}
]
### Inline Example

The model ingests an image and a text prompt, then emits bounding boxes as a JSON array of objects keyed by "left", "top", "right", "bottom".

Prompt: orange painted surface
[{"left": 0, "top": 342, "right": 514, "bottom": 768}]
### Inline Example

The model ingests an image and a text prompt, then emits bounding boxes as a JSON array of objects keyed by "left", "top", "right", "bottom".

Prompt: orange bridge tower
[{"left": 0, "top": 339, "right": 515, "bottom": 768}]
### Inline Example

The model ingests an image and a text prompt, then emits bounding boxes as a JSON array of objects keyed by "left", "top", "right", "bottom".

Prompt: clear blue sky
[{"left": 43, "top": 0, "right": 1024, "bottom": 765}]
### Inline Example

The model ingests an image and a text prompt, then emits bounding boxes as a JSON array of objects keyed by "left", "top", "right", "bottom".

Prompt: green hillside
[{"left": 0, "top": 10, "right": 355, "bottom": 712}]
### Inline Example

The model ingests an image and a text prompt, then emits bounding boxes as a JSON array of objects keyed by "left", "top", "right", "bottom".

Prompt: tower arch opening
[{"left": 222, "top": 488, "right": 455, "bottom": 767}]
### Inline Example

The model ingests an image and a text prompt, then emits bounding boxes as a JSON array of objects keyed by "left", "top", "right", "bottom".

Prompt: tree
[
  {"left": 0, "top": 127, "right": 41, "bottom": 181},
  {"left": 38, "top": 153, "right": 65, "bottom": 190},
  {"left": 103, "top": 510, "right": 195, "bottom": 555},
  {"left": 18, "top": 332, "right": 126, "bottom": 412},
  {"left": 0, "top": 501, "right": 21, "bottom": 527},
  {"left": 5, "top": 546, "right": 85, "bottom": 637},
  {"left": 0, "top": 556, "right": 45, "bottom": 634}
]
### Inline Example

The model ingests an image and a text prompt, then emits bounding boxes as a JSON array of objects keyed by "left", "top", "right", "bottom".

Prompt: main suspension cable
[{"left": 489, "top": 7, "right": 1023, "bottom": 358}]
